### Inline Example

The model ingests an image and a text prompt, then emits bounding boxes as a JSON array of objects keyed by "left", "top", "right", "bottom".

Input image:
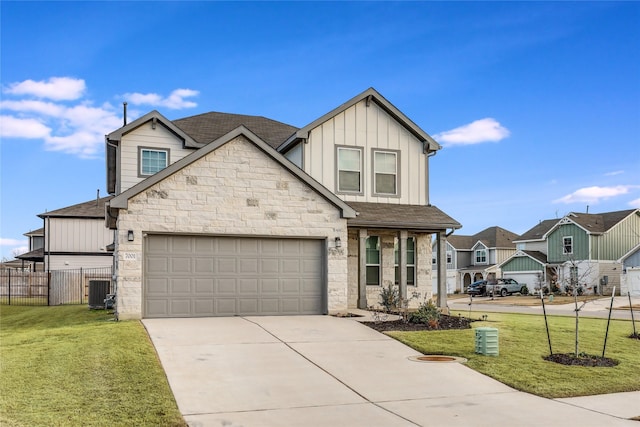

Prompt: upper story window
[
  {"left": 563, "top": 236, "right": 573, "bottom": 254},
  {"left": 431, "top": 249, "right": 452, "bottom": 265},
  {"left": 336, "top": 146, "right": 362, "bottom": 193},
  {"left": 140, "top": 148, "right": 169, "bottom": 176},
  {"left": 373, "top": 150, "right": 399, "bottom": 196},
  {"left": 475, "top": 249, "right": 487, "bottom": 264}
]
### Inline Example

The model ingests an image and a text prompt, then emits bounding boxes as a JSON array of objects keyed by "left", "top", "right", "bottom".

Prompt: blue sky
[{"left": 1, "top": 1, "right": 639, "bottom": 260}]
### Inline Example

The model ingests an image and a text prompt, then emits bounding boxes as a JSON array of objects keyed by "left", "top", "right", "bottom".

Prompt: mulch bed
[
  {"left": 362, "top": 314, "right": 473, "bottom": 332},
  {"left": 544, "top": 353, "right": 619, "bottom": 367},
  {"left": 630, "top": 333, "right": 640, "bottom": 340}
]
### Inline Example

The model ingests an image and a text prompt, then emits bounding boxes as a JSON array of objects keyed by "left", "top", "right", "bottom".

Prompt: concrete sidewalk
[{"left": 144, "top": 316, "right": 638, "bottom": 426}]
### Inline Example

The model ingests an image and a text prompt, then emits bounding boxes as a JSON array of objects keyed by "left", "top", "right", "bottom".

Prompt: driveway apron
[{"left": 143, "top": 316, "right": 637, "bottom": 427}]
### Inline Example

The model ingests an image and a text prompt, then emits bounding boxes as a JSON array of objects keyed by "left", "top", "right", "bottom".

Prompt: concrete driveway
[{"left": 143, "top": 316, "right": 637, "bottom": 427}]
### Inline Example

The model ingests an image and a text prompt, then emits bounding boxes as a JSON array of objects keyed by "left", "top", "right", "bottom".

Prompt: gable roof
[
  {"left": 346, "top": 202, "right": 461, "bottom": 231},
  {"left": 109, "top": 126, "right": 356, "bottom": 219},
  {"left": 498, "top": 249, "right": 551, "bottom": 269},
  {"left": 173, "top": 112, "right": 297, "bottom": 150},
  {"left": 106, "top": 110, "right": 199, "bottom": 147},
  {"left": 445, "top": 226, "right": 518, "bottom": 250},
  {"left": 515, "top": 219, "right": 558, "bottom": 242},
  {"left": 38, "top": 196, "right": 113, "bottom": 219},
  {"left": 565, "top": 209, "right": 638, "bottom": 234},
  {"left": 278, "top": 87, "right": 441, "bottom": 153},
  {"left": 24, "top": 228, "right": 44, "bottom": 237}
]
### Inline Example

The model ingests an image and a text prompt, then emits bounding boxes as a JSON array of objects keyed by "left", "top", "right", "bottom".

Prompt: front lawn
[
  {"left": 0, "top": 305, "right": 185, "bottom": 427},
  {"left": 387, "top": 312, "right": 640, "bottom": 398}
]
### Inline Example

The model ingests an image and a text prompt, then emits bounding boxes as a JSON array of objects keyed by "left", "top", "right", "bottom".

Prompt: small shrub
[
  {"left": 379, "top": 285, "right": 399, "bottom": 313},
  {"left": 409, "top": 299, "right": 441, "bottom": 325},
  {"left": 520, "top": 286, "right": 529, "bottom": 296}
]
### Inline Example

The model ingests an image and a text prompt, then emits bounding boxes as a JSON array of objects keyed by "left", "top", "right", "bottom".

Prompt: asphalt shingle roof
[
  {"left": 516, "top": 219, "right": 558, "bottom": 241},
  {"left": 173, "top": 112, "right": 298, "bottom": 149},
  {"left": 569, "top": 209, "right": 637, "bottom": 233},
  {"left": 346, "top": 202, "right": 461, "bottom": 231},
  {"left": 447, "top": 226, "right": 518, "bottom": 250},
  {"left": 38, "top": 196, "right": 113, "bottom": 219}
]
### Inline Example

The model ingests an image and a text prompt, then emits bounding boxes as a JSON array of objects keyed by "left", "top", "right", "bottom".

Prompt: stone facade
[
  {"left": 347, "top": 229, "right": 434, "bottom": 310},
  {"left": 115, "top": 136, "right": 348, "bottom": 319}
]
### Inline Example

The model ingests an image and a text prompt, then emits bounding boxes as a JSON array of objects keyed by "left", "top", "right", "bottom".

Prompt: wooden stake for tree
[
  {"left": 629, "top": 291, "right": 637, "bottom": 337},
  {"left": 541, "top": 289, "right": 552, "bottom": 355},
  {"left": 602, "top": 287, "right": 616, "bottom": 358}
]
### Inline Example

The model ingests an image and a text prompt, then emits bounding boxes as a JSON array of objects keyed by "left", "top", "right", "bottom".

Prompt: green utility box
[{"left": 475, "top": 327, "right": 499, "bottom": 356}]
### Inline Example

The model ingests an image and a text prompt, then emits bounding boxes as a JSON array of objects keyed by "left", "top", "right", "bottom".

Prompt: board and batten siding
[
  {"left": 302, "top": 99, "right": 428, "bottom": 205},
  {"left": 547, "top": 224, "right": 589, "bottom": 262},
  {"left": 502, "top": 256, "right": 544, "bottom": 272},
  {"left": 46, "top": 218, "right": 113, "bottom": 253},
  {"left": 592, "top": 212, "right": 640, "bottom": 260},
  {"left": 119, "top": 121, "right": 193, "bottom": 193}
]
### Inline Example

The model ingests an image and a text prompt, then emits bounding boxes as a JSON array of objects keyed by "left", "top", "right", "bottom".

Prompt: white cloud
[
  {"left": 124, "top": 88, "right": 199, "bottom": 109},
  {"left": 4, "top": 77, "right": 86, "bottom": 101},
  {"left": 434, "top": 118, "right": 510, "bottom": 146},
  {"left": 553, "top": 185, "right": 636, "bottom": 204},
  {"left": 629, "top": 198, "right": 640, "bottom": 208},
  {"left": 0, "top": 77, "right": 197, "bottom": 158},
  {"left": 604, "top": 170, "right": 624, "bottom": 176},
  {"left": 0, "top": 238, "right": 27, "bottom": 247},
  {"left": 0, "top": 115, "right": 51, "bottom": 138}
]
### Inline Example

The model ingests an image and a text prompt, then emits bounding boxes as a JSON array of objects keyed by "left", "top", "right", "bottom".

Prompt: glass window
[
  {"left": 337, "top": 147, "right": 361, "bottom": 192},
  {"left": 374, "top": 151, "right": 397, "bottom": 195},
  {"left": 395, "top": 237, "right": 416, "bottom": 286},
  {"left": 366, "top": 236, "right": 380, "bottom": 285},
  {"left": 475, "top": 249, "right": 487, "bottom": 264},
  {"left": 140, "top": 149, "right": 168, "bottom": 175},
  {"left": 563, "top": 236, "right": 573, "bottom": 254}
]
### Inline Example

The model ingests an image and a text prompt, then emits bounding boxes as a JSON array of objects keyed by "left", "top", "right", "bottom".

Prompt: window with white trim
[
  {"left": 373, "top": 150, "right": 398, "bottom": 195},
  {"left": 140, "top": 148, "right": 168, "bottom": 176},
  {"left": 365, "top": 236, "right": 380, "bottom": 286},
  {"left": 337, "top": 147, "right": 362, "bottom": 193},
  {"left": 394, "top": 237, "right": 416, "bottom": 286},
  {"left": 563, "top": 236, "right": 573, "bottom": 254},
  {"left": 475, "top": 249, "right": 487, "bottom": 264}
]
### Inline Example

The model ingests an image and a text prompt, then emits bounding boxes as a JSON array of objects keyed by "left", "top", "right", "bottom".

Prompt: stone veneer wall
[
  {"left": 347, "top": 229, "right": 434, "bottom": 310},
  {"left": 114, "top": 136, "right": 348, "bottom": 319}
]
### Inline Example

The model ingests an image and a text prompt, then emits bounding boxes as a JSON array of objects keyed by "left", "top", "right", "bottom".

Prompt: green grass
[
  {"left": 0, "top": 305, "right": 186, "bottom": 427},
  {"left": 387, "top": 311, "right": 640, "bottom": 398}
]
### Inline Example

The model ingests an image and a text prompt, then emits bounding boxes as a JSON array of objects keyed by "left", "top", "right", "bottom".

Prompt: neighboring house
[
  {"left": 500, "top": 209, "right": 640, "bottom": 295},
  {"left": 619, "top": 243, "right": 640, "bottom": 296},
  {"left": 431, "top": 226, "right": 519, "bottom": 293},
  {"left": 14, "top": 228, "right": 45, "bottom": 271},
  {"left": 26, "top": 197, "right": 115, "bottom": 271},
  {"left": 105, "top": 87, "right": 461, "bottom": 319}
]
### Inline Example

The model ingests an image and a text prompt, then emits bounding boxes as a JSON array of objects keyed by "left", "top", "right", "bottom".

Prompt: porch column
[
  {"left": 398, "top": 230, "right": 408, "bottom": 301},
  {"left": 436, "top": 231, "right": 448, "bottom": 309},
  {"left": 358, "top": 229, "right": 368, "bottom": 309}
]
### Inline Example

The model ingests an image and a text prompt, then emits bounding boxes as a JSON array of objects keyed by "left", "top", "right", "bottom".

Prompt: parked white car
[{"left": 487, "top": 278, "right": 527, "bottom": 297}]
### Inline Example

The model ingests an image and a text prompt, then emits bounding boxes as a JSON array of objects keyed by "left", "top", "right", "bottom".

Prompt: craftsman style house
[
  {"left": 105, "top": 88, "right": 460, "bottom": 319},
  {"left": 431, "top": 226, "right": 519, "bottom": 293},
  {"left": 500, "top": 209, "right": 640, "bottom": 295}
]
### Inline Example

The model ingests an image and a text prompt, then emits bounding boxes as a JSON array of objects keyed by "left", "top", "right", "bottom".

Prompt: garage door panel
[
  {"left": 169, "top": 278, "right": 191, "bottom": 294},
  {"left": 146, "top": 257, "right": 169, "bottom": 273},
  {"left": 171, "top": 258, "right": 192, "bottom": 273},
  {"left": 239, "top": 258, "right": 259, "bottom": 273},
  {"left": 144, "top": 235, "right": 324, "bottom": 318},
  {"left": 169, "top": 299, "right": 191, "bottom": 316},
  {"left": 194, "top": 279, "right": 214, "bottom": 294}
]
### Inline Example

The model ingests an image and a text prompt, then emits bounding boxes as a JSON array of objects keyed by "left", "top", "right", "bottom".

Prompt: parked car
[
  {"left": 466, "top": 280, "right": 488, "bottom": 296},
  {"left": 487, "top": 278, "right": 527, "bottom": 297}
]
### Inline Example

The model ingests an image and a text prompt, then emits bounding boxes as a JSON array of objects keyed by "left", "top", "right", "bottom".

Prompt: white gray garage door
[{"left": 144, "top": 235, "right": 325, "bottom": 318}]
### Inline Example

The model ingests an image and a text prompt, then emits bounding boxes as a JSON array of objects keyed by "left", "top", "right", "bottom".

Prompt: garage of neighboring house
[{"left": 143, "top": 234, "right": 325, "bottom": 317}]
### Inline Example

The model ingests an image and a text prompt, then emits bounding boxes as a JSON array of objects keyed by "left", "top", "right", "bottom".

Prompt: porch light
[
  {"left": 335, "top": 237, "right": 342, "bottom": 248},
  {"left": 127, "top": 230, "right": 134, "bottom": 242}
]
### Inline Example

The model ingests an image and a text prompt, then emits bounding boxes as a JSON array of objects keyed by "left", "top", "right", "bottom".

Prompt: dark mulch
[
  {"left": 630, "top": 333, "right": 640, "bottom": 340},
  {"left": 362, "top": 314, "right": 473, "bottom": 332},
  {"left": 544, "top": 353, "right": 619, "bottom": 367}
]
